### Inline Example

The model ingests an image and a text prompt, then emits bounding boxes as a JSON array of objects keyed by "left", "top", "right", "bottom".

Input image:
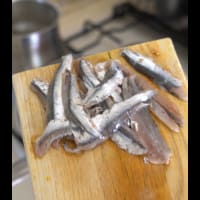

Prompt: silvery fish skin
[
  {"left": 83, "top": 60, "right": 124, "bottom": 108},
  {"left": 128, "top": 75, "right": 179, "bottom": 132},
  {"left": 31, "top": 78, "right": 49, "bottom": 109},
  {"left": 79, "top": 59, "right": 106, "bottom": 116},
  {"left": 132, "top": 108, "right": 172, "bottom": 164},
  {"left": 31, "top": 79, "right": 64, "bottom": 149},
  {"left": 35, "top": 120, "right": 72, "bottom": 157},
  {"left": 79, "top": 59, "right": 100, "bottom": 89},
  {"left": 85, "top": 59, "right": 123, "bottom": 103},
  {"left": 133, "top": 74, "right": 184, "bottom": 128},
  {"left": 126, "top": 76, "right": 172, "bottom": 164},
  {"left": 93, "top": 90, "right": 156, "bottom": 134},
  {"left": 150, "top": 100, "right": 179, "bottom": 132},
  {"left": 30, "top": 77, "right": 106, "bottom": 152},
  {"left": 46, "top": 54, "right": 73, "bottom": 122},
  {"left": 121, "top": 49, "right": 187, "bottom": 101},
  {"left": 109, "top": 102, "right": 148, "bottom": 155},
  {"left": 31, "top": 78, "right": 72, "bottom": 149},
  {"left": 81, "top": 61, "right": 147, "bottom": 154},
  {"left": 69, "top": 73, "right": 103, "bottom": 138},
  {"left": 35, "top": 54, "right": 73, "bottom": 157}
]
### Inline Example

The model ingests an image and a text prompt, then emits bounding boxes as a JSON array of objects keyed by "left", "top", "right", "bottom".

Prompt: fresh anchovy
[
  {"left": 69, "top": 74, "right": 103, "bottom": 138},
  {"left": 121, "top": 77, "right": 141, "bottom": 128},
  {"left": 35, "top": 120, "right": 72, "bottom": 157},
  {"left": 31, "top": 78, "right": 74, "bottom": 150},
  {"left": 78, "top": 60, "right": 148, "bottom": 155},
  {"left": 87, "top": 60, "right": 123, "bottom": 103},
  {"left": 133, "top": 74, "right": 184, "bottom": 128},
  {"left": 128, "top": 75, "right": 179, "bottom": 132},
  {"left": 79, "top": 59, "right": 100, "bottom": 89},
  {"left": 30, "top": 76, "right": 105, "bottom": 151},
  {"left": 121, "top": 48, "right": 187, "bottom": 101},
  {"left": 34, "top": 54, "right": 73, "bottom": 157},
  {"left": 46, "top": 54, "right": 72, "bottom": 122},
  {"left": 83, "top": 60, "right": 124, "bottom": 108},
  {"left": 92, "top": 90, "right": 156, "bottom": 134},
  {"left": 132, "top": 108, "right": 172, "bottom": 164},
  {"left": 125, "top": 76, "right": 172, "bottom": 164},
  {"left": 31, "top": 78, "right": 49, "bottom": 109},
  {"left": 108, "top": 83, "right": 149, "bottom": 155},
  {"left": 78, "top": 61, "right": 147, "bottom": 154},
  {"left": 79, "top": 59, "right": 107, "bottom": 116},
  {"left": 31, "top": 79, "right": 65, "bottom": 149},
  {"left": 108, "top": 101, "right": 148, "bottom": 155},
  {"left": 150, "top": 100, "right": 179, "bottom": 132}
]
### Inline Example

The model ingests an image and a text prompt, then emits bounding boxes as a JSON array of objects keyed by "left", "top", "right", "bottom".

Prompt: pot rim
[{"left": 12, "top": 0, "right": 60, "bottom": 38}]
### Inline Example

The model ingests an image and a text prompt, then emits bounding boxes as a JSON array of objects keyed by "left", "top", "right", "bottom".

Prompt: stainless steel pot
[
  {"left": 12, "top": 0, "right": 63, "bottom": 135},
  {"left": 12, "top": 0, "right": 63, "bottom": 73}
]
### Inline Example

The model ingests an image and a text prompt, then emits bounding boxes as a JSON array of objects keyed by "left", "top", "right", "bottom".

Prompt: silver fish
[
  {"left": 92, "top": 90, "right": 156, "bottom": 134},
  {"left": 35, "top": 120, "right": 72, "bottom": 157},
  {"left": 121, "top": 48, "right": 187, "bottom": 101},
  {"left": 150, "top": 100, "right": 179, "bottom": 132},
  {"left": 79, "top": 59, "right": 107, "bottom": 116},
  {"left": 77, "top": 61, "right": 147, "bottom": 155},
  {"left": 108, "top": 96, "right": 149, "bottom": 155},
  {"left": 31, "top": 76, "right": 106, "bottom": 152},
  {"left": 85, "top": 59, "right": 123, "bottom": 103},
  {"left": 31, "top": 79, "right": 64, "bottom": 149},
  {"left": 77, "top": 60, "right": 148, "bottom": 155},
  {"left": 69, "top": 73, "right": 103, "bottom": 138},
  {"left": 133, "top": 74, "right": 184, "bottom": 129},
  {"left": 46, "top": 54, "right": 72, "bottom": 122},
  {"left": 125, "top": 76, "right": 172, "bottom": 164},
  {"left": 35, "top": 54, "right": 73, "bottom": 157},
  {"left": 131, "top": 108, "right": 172, "bottom": 164},
  {"left": 79, "top": 59, "right": 100, "bottom": 89},
  {"left": 104, "top": 97, "right": 149, "bottom": 155},
  {"left": 83, "top": 60, "right": 124, "bottom": 108}
]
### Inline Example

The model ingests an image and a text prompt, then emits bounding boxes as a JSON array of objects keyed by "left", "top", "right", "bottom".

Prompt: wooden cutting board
[{"left": 12, "top": 38, "right": 188, "bottom": 200}]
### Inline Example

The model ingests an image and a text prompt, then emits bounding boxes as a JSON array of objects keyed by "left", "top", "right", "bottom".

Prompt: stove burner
[{"left": 62, "top": 2, "right": 187, "bottom": 57}]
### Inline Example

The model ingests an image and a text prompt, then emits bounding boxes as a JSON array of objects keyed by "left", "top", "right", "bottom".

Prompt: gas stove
[{"left": 61, "top": 2, "right": 187, "bottom": 74}]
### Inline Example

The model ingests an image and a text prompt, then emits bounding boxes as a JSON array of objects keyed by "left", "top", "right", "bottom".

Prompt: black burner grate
[{"left": 62, "top": 2, "right": 187, "bottom": 56}]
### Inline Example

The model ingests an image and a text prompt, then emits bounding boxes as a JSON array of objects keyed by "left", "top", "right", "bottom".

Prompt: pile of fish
[{"left": 31, "top": 49, "right": 187, "bottom": 165}]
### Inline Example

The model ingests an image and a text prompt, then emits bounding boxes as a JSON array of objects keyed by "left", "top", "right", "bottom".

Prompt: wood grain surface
[{"left": 12, "top": 38, "right": 188, "bottom": 200}]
